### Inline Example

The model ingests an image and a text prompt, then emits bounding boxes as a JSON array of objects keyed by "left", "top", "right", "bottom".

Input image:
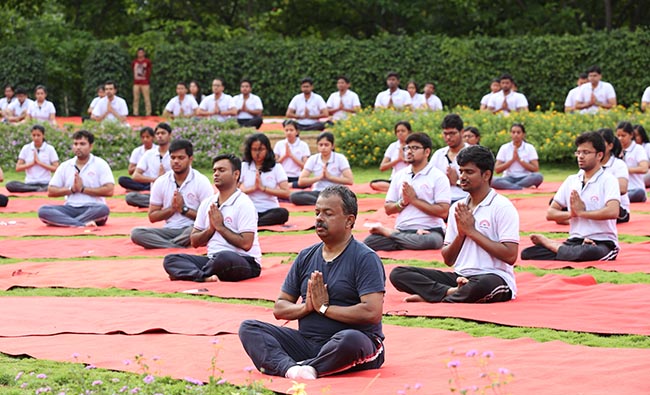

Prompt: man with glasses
[
  {"left": 364, "top": 132, "right": 451, "bottom": 251},
  {"left": 197, "top": 78, "right": 237, "bottom": 122},
  {"left": 431, "top": 113, "right": 469, "bottom": 202},
  {"left": 522, "top": 131, "right": 620, "bottom": 262}
]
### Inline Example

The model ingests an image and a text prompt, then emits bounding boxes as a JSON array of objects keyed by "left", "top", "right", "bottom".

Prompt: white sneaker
[{"left": 285, "top": 365, "right": 317, "bottom": 380}]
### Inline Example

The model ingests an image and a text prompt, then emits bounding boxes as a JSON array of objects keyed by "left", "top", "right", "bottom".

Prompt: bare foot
[
  {"left": 204, "top": 275, "right": 219, "bottom": 282},
  {"left": 446, "top": 287, "right": 458, "bottom": 296},
  {"left": 404, "top": 294, "right": 426, "bottom": 303},
  {"left": 370, "top": 225, "right": 394, "bottom": 238},
  {"left": 529, "top": 233, "right": 561, "bottom": 253},
  {"left": 84, "top": 221, "right": 97, "bottom": 227},
  {"left": 456, "top": 276, "right": 469, "bottom": 286}
]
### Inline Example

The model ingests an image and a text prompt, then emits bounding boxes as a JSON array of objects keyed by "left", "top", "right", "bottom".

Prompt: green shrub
[
  {"left": 0, "top": 45, "right": 47, "bottom": 92},
  {"left": 82, "top": 42, "right": 132, "bottom": 113}
]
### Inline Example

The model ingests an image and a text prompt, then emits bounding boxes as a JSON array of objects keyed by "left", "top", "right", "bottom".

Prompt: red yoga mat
[
  {"left": 0, "top": 197, "right": 149, "bottom": 213},
  {"left": 0, "top": 325, "right": 648, "bottom": 394},
  {"left": 279, "top": 197, "right": 385, "bottom": 213},
  {"left": 0, "top": 216, "right": 159, "bottom": 237}
]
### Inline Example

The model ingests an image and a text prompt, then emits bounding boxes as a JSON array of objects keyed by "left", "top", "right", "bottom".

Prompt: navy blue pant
[
  {"left": 163, "top": 251, "right": 260, "bottom": 282},
  {"left": 118, "top": 176, "right": 150, "bottom": 191},
  {"left": 238, "top": 319, "right": 384, "bottom": 377}
]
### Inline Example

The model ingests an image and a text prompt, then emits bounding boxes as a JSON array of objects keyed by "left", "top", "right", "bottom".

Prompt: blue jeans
[
  {"left": 37, "top": 204, "right": 110, "bottom": 227},
  {"left": 628, "top": 188, "right": 647, "bottom": 203},
  {"left": 492, "top": 173, "right": 544, "bottom": 190}
]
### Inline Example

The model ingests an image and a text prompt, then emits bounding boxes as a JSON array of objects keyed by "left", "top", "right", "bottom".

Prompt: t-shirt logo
[
  {"left": 419, "top": 184, "right": 432, "bottom": 194},
  {"left": 478, "top": 219, "right": 491, "bottom": 230},
  {"left": 224, "top": 216, "right": 233, "bottom": 225},
  {"left": 590, "top": 195, "right": 600, "bottom": 203},
  {"left": 88, "top": 171, "right": 96, "bottom": 177}
]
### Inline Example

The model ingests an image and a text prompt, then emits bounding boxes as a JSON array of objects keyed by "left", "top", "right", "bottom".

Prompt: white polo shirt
[
  {"left": 383, "top": 141, "right": 409, "bottom": 179},
  {"left": 287, "top": 93, "right": 327, "bottom": 125},
  {"left": 553, "top": 168, "right": 619, "bottom": 243},
  {"left": 326, "top": 90, "right": 361, "bottom": 121},
  {"left": 136, "top": 149, "right": 171, "bottom": 179},
  {"left": 232, "top": 93, "right": 264, "bottom": 120},
  {"left": 621, "top": 141, "right": 649, "bottom": 190},
  {"left": 194, "top": 190, "right": 261, "bottom": 263},
  {"left": 578, "top": 81, "right": 616, "bottom": 114},
  {"left": 410, "top": 93, "right": 426, "bottom": 109},
  {"left": 480, "top": 91, "right": 497, "bottom": 108},
  {"left": 303, "top": 152, "right": 350, "bottom": 191},
  {"left": 374, "top": 89, "right": 412, "bottom": 109},
  {"left": 642, "top": 86, "right": 650, "bottom": 105},
  {"left": 425, "top": 94, "right": 443, "bottom": 111},
  {"left": 7, "top": 99, "right": 34, "bottom": 117},
  {"left": 431, "top": 145, "right": 469, "bottom": 201},
  {"left": 27, "top": 100, "right": 56, "bottom": 121},
  {"left": 386, "top": 162, "right": 451, "bottom": 230},
  {"left": 564, "top": 86, "right": 582, "bottom": 110},
  {"left": 240, "top": 162, "right": 288, "bottom": 212},
  {"left": 602, "top": 154, "right": 630, "bottom": 210},
  {"left": 444, "top": 189, "right": 519, "bottom": 298},
  {"left": 273, "top": 138, "right": 311, "bottom": 178},
  {"left": 199, "top": 93, "right": 235, "bottom": 122},
  {"left": 164, "top": 95, "right": 198, "bottom": 117},
  {"left": 149, "top": 168, "right": 214, "bottom": 229},
  {"left": 49, "top": 154, "right": 114, "bottom": 207},
  {"left": 0, "top": 97, "right": 14, "bottom": 112},
  {"left": 643, "top": 143, "right": 650, "bottom": 161},
  {"left": 495, "top": 141, "right": 539, "bottom": 178},
  {"left": 91, "top": 96, "right": 129, "bottom": 121},
  {"left": 18, "top": 141, "right": 59, "bottom": 184},
  {"left": 128, "top": 144, "right": 158, "bottom": 165},
  {"left": 88, "top": 96, "right": 101, "bottom": 111},
  {"left": 487, "top": 91, "right": 528, "bottom": 114}
]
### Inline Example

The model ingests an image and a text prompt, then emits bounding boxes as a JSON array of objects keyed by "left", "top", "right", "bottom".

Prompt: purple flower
[
  {"left": 14, "top": 371, "right": 23, "bottom": 381},
  {"left": 152, "top": 356, "right": 161, "bottom": 361},
  {"left": 123, "top": 359, "right": 131, "bottom": 366},
  {"left": 447, "top": 360, "right": 461, "bottom": 368},
  {"left": 85, "top": 364, "right": 96, "bottom": 369},
  {"left": 37, "top": 373, "right": 48, "bottom": 379},
  {"left": 498, "top": 368, "right": 511, "bottom": 375},
  {"left": 35, "top": 387, "right": 51, "bottom": 394},
  {"left": 184, "top": 377, "right": 203, "bottom": 386},
  {"left": 244, "top": 366, "right": 255, "bottom": 372},
  {"left": 92, "top": 380, "right": 103, "bottom": 386},
  {"left": 465, "top": 350, "right": 478, "bottom": 357},
  {"left": 20, "top": 383, "right": 28, "bottom": 388},
  {"left": 143, "top": 375, "right": 155, "bottom": 384},
  {"left": 217, "top": 378, "right": 227, "bottom": 385},
  {"left": 71, "top": 353, "right": 80, "bottom": 359},
  {"left": 211, "top": 338, "right": 220, "bottom": 345},
  {"left": 130, "top": 388, "right": 140, "bottom": 394},
  {"left": 482, "top": 351, "right": 494, "bottom": 358},
  {"left": 414, "top": 383, "right": 422, "bottom": 390},
  {"left": 119, "top": 385, "right": 129, "bottom": 393}
]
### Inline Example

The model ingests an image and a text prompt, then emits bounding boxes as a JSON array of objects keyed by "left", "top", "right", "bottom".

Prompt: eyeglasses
[
  {"left": 574, "top": 150, "right": 596, "bottom": 157},
  {"left": 402, "top": 145, "right": 424, "bottom": 152},
  {"left": 442, "top": 131, "right": 460, "bottom": 137}
]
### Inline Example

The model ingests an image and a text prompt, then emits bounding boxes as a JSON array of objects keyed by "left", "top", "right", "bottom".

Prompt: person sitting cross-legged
[
  {"left": 491, "top": 123, "right": 544, "bottom": 190},
  {"left": 117, "top": 126, "right": 157, "bottom": 192},
  {"left": 6, "top": 125, "right": 59, "bottom": 193},
  {"left": 390, "top": 145, "right": 519, "bottom": 303}
]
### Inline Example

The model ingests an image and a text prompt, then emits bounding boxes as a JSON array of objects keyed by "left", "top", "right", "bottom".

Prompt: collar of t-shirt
[
  {"left": 603, "top": 154, "right": 615, "bottom": 169},
  {"left": 216, "top": 188, "right": 243, "bottom": 208},
  {"left": 622, "top": 141, "right": 637, "bottom": 157},
  {"left": 407, "top": 161, "right": 435, "bottom": 179},
  {"left": 577, "top": 167, "right": 606, "bottom": 190},
  {"left": 461, "top": 188, "right": 498, "bottom": 212},
  {"left": 168, "top": 166, "right": 196, "bottom": 190},
  {"left": 30, "top": 141, "right": 48, "bottom": 154},
  {"left": 74, "top": 154, "right": 96, "bottom": 173}
]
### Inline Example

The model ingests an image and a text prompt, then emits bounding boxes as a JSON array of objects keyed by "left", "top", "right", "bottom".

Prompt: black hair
[
  {"left": 282, "top": 119, "right": 300, "bottom": 136},
  {"left": 15, "top": 87, "right": 27, "bottom": 95},
  {"left": 213, "top": 153, "right": 242, "bottom": 182},
  {"left": 4, "top": 84, "right": 14, "bottom": 91},
  {"left": 634, "top": 124, "right": 650, "bottom": 144},
  {"left": 457, "top": 145, "right": 496, "bottom": 182},
  {"left": 463, "top": 126, "right": 481, "bottom": 138},
  {"left": 579, "top": 72, "right": 588, "bottom": 79},
  {"left": 176, "top": 81, "right": 188, "bottom": 89},
  {"left": 424, "top": 82, "right": 435, "bottom": 88},
  {"left": 386, "top": 71, "right": 400, "bottom": 79},
  {"left": 72, "top": 130, "right": 95, "bottom": 144},
  {"left": 240, "top": 78, "right": 253, "bottom": 87},
  {"left": 316, "top": 131, "right": 335, "bottom": 146},
  {"left": 169, "top": 139, "right": 193, "bottom": 157},
  {"left": 491, "top": 78, "right": 501, "bottom": 84},
  {"left": 499, "top": 73, "right": 514, "bottom": 82},
  {"left": 139, "top": 126, "right": 155, "bottom": 137},
  {"left": 511, "top": 123, "right": 527, "bottom": 134},
  {"left": 213, "top": 77, "right": 225, "bottom": 88},
  {"left": 318, "top": 185, "right": 358, "bottom": 220},
  {"left": 575, "top": 131, "right": 606, "bottom": 154},
  {"left": 405, "top": 132, "right": 433, "bottom": 152},
  {"left": 137, "top": 47, "right": 145, "bottom": 52},
  {"left": 441, "top": 113, "right": 464, "bottom": 131},
  {"left": 336, "top": 75, "right": 350, "bottom": 83},
  {"left": 406, "top": 80, "right": 419, "bottom": 90},
  {"left": 96, "top": 85, "right": 104, "bottom": 92},
  {"left": 155, "top": 122, "right": 172, "bottom": 134},
  {"left": 34, "top": 85, "right": 47, "bottom": 94},
  {"left": 616, "top": 121, "right": 634, "bottom": 135},
  {"left": 587, "top": 65, "right": 602, "bottom": 75},
  {"left": 301, "top": 77, "right": 314, "bottom": 85},
  {"left": 243, "top": 133, "right": 276, "bottom": 173},
  {"left": 104, "top": 80, "right": 117, "bottom": 90},
  {"left": 597, "top": 128, "right": 622, "bottom": 158},
  {"left": 394, "top": 121, "right": 413, "bottom": 134},
  {"left": 189, "top": 80, "right": 202, "bottom": 102},
  {"left": 31, "top": 124, "right": 46, "bottom": 135}
]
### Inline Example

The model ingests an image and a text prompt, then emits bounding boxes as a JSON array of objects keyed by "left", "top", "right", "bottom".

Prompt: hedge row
[{"left": 2, "top": 30, "right": 650, "bottom": 116}]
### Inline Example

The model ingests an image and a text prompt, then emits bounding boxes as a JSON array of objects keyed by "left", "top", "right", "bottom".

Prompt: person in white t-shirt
[
  {"left": 492, "top": 123, "right": 544, "bottom": 190},
  {"left": 431, "top": 114, "right": 469, "bottom": 202},
  {"left": 91, "top": 81, "right": 128, "bottom": 123},
  {"left": 369, "top": 121, "right": 412, "bottom": 192},
  {"left": 374, "top": 71, "right": 412, "bottom": 110},
  {"left": 597, "top": 128, "right": 630, "bottom": 223},
  {"left": 5, "top": 87, "right": 33, "bottom": 124},
  {"left": 406, "top": 81, "right": 426, "bottom": 110},
  {"left": 86, "top": 85, "right": 105, "bottom": 118},
  {"left": 233, "top": 79, "right": 264, "bottom": 129},
  {"left": 162, "top": 82, "right": 198, "bottom": 119},
  {"left": 118, "top": 127, "right": 157, "bottom": 192},
  {"left": 37, "top": 130, "right": 115, "bottom": 227},
  {"left": 240, "top": 133, "right": 290, "bottom": 226},
  {"left": 632, "top": 124, "right": 650, "bottom": 187},
  {"left": 487, "top": 74, "right": 528, "bottom": 115},
  {"left": 326, "top": 75, "right": 361, "bottom": 123},
  {"left": 163, "top": 154, "right": 262, "bottom": 282},
  {"left": 564, "top": 73, "right": 588, "bottom": 113},
  {"left": 131, "top": 139, "right": 214, "bottom": 249},
  {"left": 642, "top": 86, "right": 650, "bottom": 112},
  {"left": 189, "top": 80, "right": 205, "bottom": 106},
  {"left": 391, "top": 145, "right": 519, "bottom": 303},
  {"left": 523, "top": 132, "right": 620, "bottom": 262},
  {"left": 423, "top": 82, "right": 443, "bottom": 111},
  {"left": 286, "top": 77, "right": 329, "bottom": 131},
  {"left": 616, "top": 121, "right": 648, "bottom": 202},
  {"left": 26, "top": 85, "right": 56, "bottom": 125},
  {"left": 462, "top": 126, "right": 481, "bottom": 146},
  {"left": 364, "top": 132, "right": 451, "bottom": 251},
  {"left": 480, "top": 78, "right": 501, "bottom": 111},
  {"left": 575, "top": 66, "right": 617, "bottom": 114},
  {"left": 274, "top": 120, "right": 311, "bottom": 188},
  {"left": 290, "top": 132, "right": 354, "bottom": 206},
  {"left": 197, "top": 78, "right": 237, "bottom": 122},
  {"left": 0, "top": 84, "right": 15, "bottom": 121},
  {"left": 6, "top": 125, "right": 60, "bottom": 193}
]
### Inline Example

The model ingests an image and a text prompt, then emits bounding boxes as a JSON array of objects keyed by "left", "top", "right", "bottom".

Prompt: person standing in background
[{"left": 132, "top": 48, "right": 152, "bottom": 116}]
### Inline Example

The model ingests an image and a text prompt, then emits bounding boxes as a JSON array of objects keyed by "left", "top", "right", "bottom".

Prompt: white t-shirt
[
  {"left": 602, "top": 154, "right": 630, "bottom": 210},
  {"left": 91, "top": 96, "right": 129, "bottom": 121},
  {"left": 430, "top": 145, "right": 469, "bottom": 201},
  {"left": 164, "top": 95, "right": 198, "bottom": 117},
  {"left": 480, "top": 91, "right": 497, "bottom": 107},
  {"left": 194, "top": 190, "right": 261, "bottom": 263},
  {"left": 273, "top": 138, "right": 311, "bottom": 178},
  {"left": 0, "top": 97, "right": 14, "bottom": 112},
  {"left": 386, "top": 162, "right": 451, "bottom": 230},
  {"left": 7, "top": 99, "right": 34, "bottom": 117},
  {"left": 287, "top": 93, "right": 327, "bottom": 125},
  {"left": 136, "top": 149, "right": 171, "bottom": 179},
  {"left": 425, "top": 94, "right": 443, "bottom": 111},
  {"left": 487, "top": 91, "right": 528, "bottom": 114},
  {"left": 240, "top": 162, "right": 288, "bottom": 212},
  {"left": 564, "top": 86, "right": 582, "bottom": 111},
  {"left": 128, "top": 144, "right": 158, "bottom": 165},
  {"left": 232, "top": 93, "right": 263, "bottom": 120},
  {"left": 553, "top": 168, "right": 619, "bottom": 243},
  {"left": 27, "top": 100, "right": 56, "bottom": 121},
  {"left": 621, "top": 141, "right": 649, "bottom": 190},
  {"left": 374, "top": 89, "right": 412, "bottom": 110},
  {"left": 444, "top": 189, "right": 519, "bottom": 297},
  {"left": 642, "top": 87, "right": 650, "bottom": 105},
  {"left": 643, "top": 142, "right": 650, "bottom": 161},
  {"left": 88, "top": 96, "right": 101, "bottom": 111},
  {"left": 577, "top": 81, "right": 616, "bottom": 114},
  {"left": 495, "top": 141, "right": 540, "bottom": 178},
  {"left": 383, "top": 141, "right": 408, "bottom": 179},
  {"left": 302, "top": 152, "right": 350, "bottom": 191},
  {"left": 199, "top": 93, "right": 235, "bottom": 122},
  {"left": 326, "top": 90, "right": 361, "bottom": 121},
  {"left": 149, "top": 168, "right": 214, "bottom": 229},
  {"left": 410, "top": 93, "right": 426, "bottom": 109},
  {"left": 18, "top": 141, "right": 59, "bottom": 184},
  {"left": 49, "top": 154, "right": 114, "bottom": 206}
]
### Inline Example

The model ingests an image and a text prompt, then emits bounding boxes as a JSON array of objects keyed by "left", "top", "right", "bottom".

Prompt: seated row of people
[{"left": 1, "top": 85, "right": 56, "bottom": 125}]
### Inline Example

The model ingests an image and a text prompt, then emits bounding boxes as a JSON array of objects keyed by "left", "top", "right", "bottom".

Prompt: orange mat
[
  {"left": 0, "top": 216, "right": 157, "bottom": 237},
  {"left": 0, "top": 197, "right": 149, "bottom": 213}
]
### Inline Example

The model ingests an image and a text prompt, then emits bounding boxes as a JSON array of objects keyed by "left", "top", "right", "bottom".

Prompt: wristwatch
[
  {"left": 181, "top": 205, "right": 190, "bottom": 215},
  {"left": 319, "top": 303, "right": 329, "bottom": 315}
]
